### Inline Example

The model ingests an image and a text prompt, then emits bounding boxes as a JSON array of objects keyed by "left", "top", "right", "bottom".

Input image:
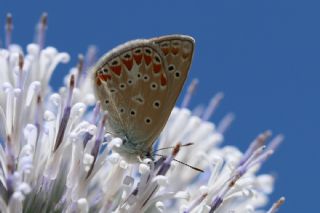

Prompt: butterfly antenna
[
  {"left": 181, "top": 79, "right": 199, "bottom": 108},
  {"left": 154, "top": 153, "right": 204, "bottom": 173},
  {"left": 202, "top": 92, "right": 224, "bottom": 121},
  {"left": 153, "top": 142, "right": 194, "bottom": 153}
]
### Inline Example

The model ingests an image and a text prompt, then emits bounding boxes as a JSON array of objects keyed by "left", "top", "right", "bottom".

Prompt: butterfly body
[{"left": 92, "top": 35, "right": 195, "bottom": 161}]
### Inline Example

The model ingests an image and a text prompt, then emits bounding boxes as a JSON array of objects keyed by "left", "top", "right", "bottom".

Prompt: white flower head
[{"left": 0, "top": 13, "right": 285, "bottom": 213}]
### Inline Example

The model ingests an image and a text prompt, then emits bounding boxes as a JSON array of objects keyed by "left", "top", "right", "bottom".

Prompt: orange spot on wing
[
  {"left": 161, "top": 48, "right": 169, "bottom": 55},
  {"left": 160, "top": 74, "right": 167, "bottom": 86},
  {"left": 122, "top": 58, "right": 133, "bottom": 71},
  {"left": 96, "top": 78, "right": 102, "bottom": 86},
  {"left": 144, "top": 54, "right": 152, "bottom": 65},
  {"left": 133, "top": 54, "right": 142, "bottom": 65},
  {"left": 110, "top": 65, "right": 122, "bottom": 76},
  {"left": 172, "top": 47, "right": 179, "bottom": 55},
  {"left": 153, "top": 64, "right": 161, "bottom": 73},
  {"left": 99, "top": 74, "right": 111, "bottom": 81},
  {"left": 182, "top": 53, "right": 189, "bottom": 59}
]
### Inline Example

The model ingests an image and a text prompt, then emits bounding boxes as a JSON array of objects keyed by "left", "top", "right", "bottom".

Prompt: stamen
[
  {"left": 76, "top": 54, "right": 84, "bottom": 88},
  {"left": 202, "top": 92, "right": 224, "bottom": 121},
  {"left": 5, "top": 135, "right": 15, "bottom": 200},
  {"left": 183, "top": 193, "right": 208, "bottom": 213},
  {"left": 267, "top": 197, "right": 285, "bottom": 213},
  {"left": 210, "top": 167, "right": 245, "bottom": 213},
  {"left": 86, "top": 113, "right": 107, "bottom": 178},
  {"left": 82, "top": 132, "right": 93, "bottom": 148},
  {"left": 85, "top": 45, "right": 97, "bottom": 66},
  {"left": 6, "top": 135, "right": 14, "bottom": 172},
  {"left": 216, "top": 113, "right": 235, "bottom": 134},
  {"left": 17, "top": 54, "right": 24, "bottom": 89},
  {"left": 5, "top": 13, "right": 13, "bottom": 48},
  {"left": 238, "top": 145, "right": 267, "bottom": 174},
  {"left": 209, "top": 142, "right": 273, "bottom": 212},
  {"left": 192, "top": 105, "right": 205, "bottom": 117},
  {"left": 37, "top": 12, "right": 48, "bottom": 50},
  {"left": 172, "top": 143, "right": 180, "bottom": 156},
  {"left": 18, "top": 53, "right": 23, "bottom": 70},
  {"left": 268, "top": 134, "right": 284, "bottom": 151},
  {"left": 248, "top": 149, "right": 273, "bottom": 167},
  {"left": 53, "top": 75, "right": 74, "bottom": 151},
  {"left": 181, "top": 79, "right": 198, "bottom": 108},
  {"left": 91, "top": 101, "right": 101, "bottom": 124},
  {"left": 34, "top": 95, "right": 42, "bottom": 135},
  {"left": 82, "top": 45, "right": 97, "bottom": 76},
  {"left": 238, "top": 130, "right": 271, "bottom": 166},
  {"left": 157, "top": 143, "right": 180, "bottom": 176},
  {"left": 5, "top": 86, "right": 14, "bottom": 136},
  {"left": 209, "top": 196, "right": 223, "bottom": 213},
  {"left": 154, "top": 156, "right": 166, "bottom": 170}
]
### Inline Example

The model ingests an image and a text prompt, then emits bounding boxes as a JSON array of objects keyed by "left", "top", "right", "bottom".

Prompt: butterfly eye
[
  {"left": 168, "top": 64, "right": 175, "bottom": 72},
  {"left": 175, "top": 71, "right": 181, "bottom": 78},
  {"left": 143, "top": 74, "right": 150, "bottom": 81},
  {"left": 150, "top": 82, "right": 158, "bottom": 90},
  {"left": 153, "top": 55, "right": 161, "bottom": 64},
  {"left": 134, "top": 48, "right": 142, "bottom": 54},
  {"left": 119, "top": 83, "right": 126, "bottom": 90},
  {"left": 105, "top": 99, "right": 109, "bottom": 105},
  {"left": 144, "top": 47, "right": 152, "bottom": 56},
  {"left": 121, "top": 52, "right": 132, "bottom": 60},
  {"left": 130, "top": 109, "right": 136, "bottom": 116},
  {"left": 102, "top": 68, "right": 109, "bottom": 73},
  {"left": 133, "top": 95, "right": 144, "bottom": 104},
  {"left": 111, "top": 59, "right": 119, "bottom": 66},
  {"left": 153, "top": 100, "right": 161, "bottom": 109},
  {"left": 110, "top": 88, "right": 117, "bottom": 93},
  {"left": 127, "top": 79, "right": 133, "bottom": 85},
  {"left": 144, "top": 117, "right": 152, "bottom": 124}
]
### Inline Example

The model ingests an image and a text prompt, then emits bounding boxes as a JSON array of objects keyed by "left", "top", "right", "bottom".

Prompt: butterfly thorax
[{"left": 113, "top": 135, "right": 153, "bottom": 162}]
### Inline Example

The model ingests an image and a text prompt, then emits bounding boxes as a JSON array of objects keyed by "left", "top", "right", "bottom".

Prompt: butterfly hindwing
[{"left": 151, "top": 35, "right": 195, "bottom": 109}]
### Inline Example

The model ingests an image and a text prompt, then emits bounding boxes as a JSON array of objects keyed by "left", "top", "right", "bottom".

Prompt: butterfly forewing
[{"left": 93, "top": 35, "right": 194, "bottom": 157}]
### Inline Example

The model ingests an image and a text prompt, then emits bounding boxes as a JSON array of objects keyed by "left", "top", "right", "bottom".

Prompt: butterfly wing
[
  {"left": 151, "top": 35, "right": 195, "bottom": 109},
  {"left": 93, "top": 35, "right": 194, "bottom": 155},
  {"left": 93, "top": 39, "right": 169, "bottom": 152}
]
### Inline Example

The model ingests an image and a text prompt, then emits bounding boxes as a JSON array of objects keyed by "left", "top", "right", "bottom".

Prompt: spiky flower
[{"left": 0, "top": 14, "right": 284, "bottom": 213}]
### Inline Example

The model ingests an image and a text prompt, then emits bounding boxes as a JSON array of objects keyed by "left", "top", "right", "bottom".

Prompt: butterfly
[{"left": 92, "top": 35, "right": 195, "bottom": 162}]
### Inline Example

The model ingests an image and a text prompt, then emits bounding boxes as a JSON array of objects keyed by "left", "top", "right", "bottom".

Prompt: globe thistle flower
[{"left": 0, "top": 13, "right": 285, "bottom": 213}]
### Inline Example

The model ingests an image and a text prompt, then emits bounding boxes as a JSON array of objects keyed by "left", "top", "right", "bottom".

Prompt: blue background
[{"left": 0, "top": 1, "right": 318, "bottom": 212}]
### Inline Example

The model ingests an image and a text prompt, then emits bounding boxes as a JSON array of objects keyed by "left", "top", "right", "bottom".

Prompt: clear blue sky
[{"left": 1, "top": 1, "right": 318, "bottom": 212}]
